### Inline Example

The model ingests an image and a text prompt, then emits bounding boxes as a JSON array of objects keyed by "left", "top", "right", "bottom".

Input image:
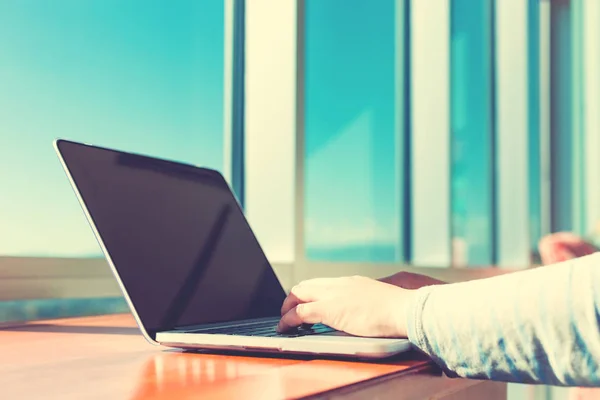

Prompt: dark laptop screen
[{"left": 56, "top": 140, "right": 286, "bottom": 338}]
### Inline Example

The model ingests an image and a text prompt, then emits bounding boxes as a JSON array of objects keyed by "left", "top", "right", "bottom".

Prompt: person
[{"left": 277, "top": 244, "right": 600, "bottom": 387}]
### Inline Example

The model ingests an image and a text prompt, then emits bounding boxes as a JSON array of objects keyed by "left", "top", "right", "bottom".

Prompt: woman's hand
[
  {"left": 277, "top": 276, "right": 415, "bottom": 338},
  {"left": 538, "top": 232, "right": 598, "bottom": 265}
]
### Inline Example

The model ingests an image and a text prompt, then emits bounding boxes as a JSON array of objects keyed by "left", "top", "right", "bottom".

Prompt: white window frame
[
  {"left": 583, "top": 0, "right": 600, "bottom": 234},
  {"left": 539, "top": 0, "right": 552, "bottom": 240},
  {"left": 495, "top": 0, "right": 531, "bottom": 266},
  {"left": 410, "top": 0, "right": 451, "bottom": 267}
]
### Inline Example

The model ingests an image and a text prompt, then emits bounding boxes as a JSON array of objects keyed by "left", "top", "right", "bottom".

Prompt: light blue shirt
[{"left": 406, "top": 253, "right": 600, "bottom": 386}]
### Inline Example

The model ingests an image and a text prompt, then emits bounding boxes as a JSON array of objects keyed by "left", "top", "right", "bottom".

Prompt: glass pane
[
  {"left": 550, "top": 1, "right": 574, "bottom": 233},
  {"left": 304, "top": 0, "right": 401, "bottom": 262},
  {"left": 450, "top": 0, "right": 494, "bottom": 266},
  {"left": 0, "top": 1, "right": 224, "bottom": 258}
]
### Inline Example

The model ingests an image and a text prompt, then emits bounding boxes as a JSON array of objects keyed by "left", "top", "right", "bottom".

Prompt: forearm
[{"left": 407, "top": 254, "right": 600, "bottom": 386}]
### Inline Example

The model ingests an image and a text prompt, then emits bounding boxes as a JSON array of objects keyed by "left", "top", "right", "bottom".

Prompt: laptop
[{"left": 54, "top": 139, "right": 412, "bottom": 359}]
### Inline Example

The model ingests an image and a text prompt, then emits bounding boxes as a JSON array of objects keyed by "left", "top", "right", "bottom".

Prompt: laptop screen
[{"left": 56, "top": 140, "right": 286, "bottom": 338}]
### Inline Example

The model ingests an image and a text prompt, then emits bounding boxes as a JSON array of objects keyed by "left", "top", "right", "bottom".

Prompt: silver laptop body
[{"left": 54, "top": 139, "right": 411, "bottom": 359}]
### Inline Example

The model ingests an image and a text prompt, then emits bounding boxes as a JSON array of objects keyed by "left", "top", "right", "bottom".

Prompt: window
[
  {"left": 5, "top": 0, "right": 600, "bottom": 324},
  {"left": 0, "top": 1, "right": 225, "bottom": 320}
]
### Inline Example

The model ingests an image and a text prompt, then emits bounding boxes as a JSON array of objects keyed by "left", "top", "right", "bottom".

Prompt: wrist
[
  {"left": 404, "top": 285, "right": 437, "bottom": 345},
  {"left": 394, "top": 288, "right": 418, "bottom": 338}
]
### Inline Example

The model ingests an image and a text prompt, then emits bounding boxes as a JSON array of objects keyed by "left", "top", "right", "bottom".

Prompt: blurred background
[{"left": 0, "top": 0, "right": 597, "bottom": 396}]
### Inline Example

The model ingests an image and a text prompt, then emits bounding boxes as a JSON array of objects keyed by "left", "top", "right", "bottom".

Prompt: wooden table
[{"left": 1, "top": 314, "right": 506, "bottom": 399}]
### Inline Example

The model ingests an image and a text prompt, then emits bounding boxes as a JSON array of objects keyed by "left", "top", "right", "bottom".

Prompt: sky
[{"left": 0, "top": 1, "right": 224, "bottom": 257}]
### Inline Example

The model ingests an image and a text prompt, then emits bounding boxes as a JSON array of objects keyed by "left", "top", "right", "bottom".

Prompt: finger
[
  {"left": 555, "top": 249, "right": 575, "bottom": 262},
  {"left": 539, "top": 241, "right": 569, "bottom": 264},
  {"left": 570, "top": 241, "right": 598, "bottom": 256},
  {"left": 552, "top": 248, "right": 574, "bottom": 263},
  {"left": 539, "top": 233, "right": 597, "bottom": 257},
  {"left": 280, "top": 292, "right": 302, "bottom": 316},
  {"left": 548, "top": 234, "right": 598, "bottom": 256},
  {"left": 277, "top": 303, "right": 323, "bottom": 332},
  {"left": 280, "top": 279, "right": 330, "bottom": 316}
]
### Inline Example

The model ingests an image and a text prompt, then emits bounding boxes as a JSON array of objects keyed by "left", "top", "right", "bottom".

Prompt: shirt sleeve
[{"left": 406, "top": 253, "right": 600, "bottom": 386}]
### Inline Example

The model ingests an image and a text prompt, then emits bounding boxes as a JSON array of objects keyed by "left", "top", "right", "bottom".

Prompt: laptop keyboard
[{"left": 190, "top": 321, "right": 336, "bottom": 338}]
